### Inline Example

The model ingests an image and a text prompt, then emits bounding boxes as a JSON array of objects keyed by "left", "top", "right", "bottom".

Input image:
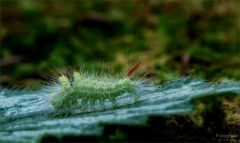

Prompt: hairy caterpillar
[{"left": 51, "top": 63, "right": 141, "bottom": 110}]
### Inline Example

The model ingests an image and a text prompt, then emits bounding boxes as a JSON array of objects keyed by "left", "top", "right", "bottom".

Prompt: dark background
[{"left": 1, "top": 0, "right": 240, "bottom": 87}]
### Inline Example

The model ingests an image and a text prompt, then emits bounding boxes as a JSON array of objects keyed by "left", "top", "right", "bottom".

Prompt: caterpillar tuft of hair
[{"left": 51, "top": 63, "right": 141, "bottom": 110}]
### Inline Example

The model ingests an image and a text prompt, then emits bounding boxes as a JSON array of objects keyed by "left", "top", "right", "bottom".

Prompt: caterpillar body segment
[{"left": 51, "top": 71, "right": 139, "bottom": 110}]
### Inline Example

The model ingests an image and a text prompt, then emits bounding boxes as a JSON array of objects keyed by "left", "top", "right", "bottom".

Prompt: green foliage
[
  {"left": 0, "top": 78, "right": 239, "bottom": 142},
  {"left": 1, "top": 0, "right": 240, "bottom": 86}
]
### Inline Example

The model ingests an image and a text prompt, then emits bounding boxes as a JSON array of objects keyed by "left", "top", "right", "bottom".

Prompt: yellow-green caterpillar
[{"left": 51, "top": 71, "right": 139, "bottom": 110}]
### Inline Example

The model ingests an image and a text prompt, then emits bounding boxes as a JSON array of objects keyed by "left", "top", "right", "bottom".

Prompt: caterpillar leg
[
  {"left": 111, "top": 99, "right": 118, "bottom": 109},
  {"left": 98, "top": 99, "right": 105, "bottom": 110}
]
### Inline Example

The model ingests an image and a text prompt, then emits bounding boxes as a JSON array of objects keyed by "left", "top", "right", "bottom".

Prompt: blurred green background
[{"left": 0, "top": 0, "right": 240, "bottom": 87}]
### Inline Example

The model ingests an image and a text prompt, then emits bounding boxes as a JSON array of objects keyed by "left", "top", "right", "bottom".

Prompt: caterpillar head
[{"left": 58, "top": 75, "right": 70, "bottom": 87}]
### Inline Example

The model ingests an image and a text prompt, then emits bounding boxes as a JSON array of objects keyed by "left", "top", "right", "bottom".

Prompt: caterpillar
[{"left": 51, "top": 63, "right": 141, "bottom": 110}]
